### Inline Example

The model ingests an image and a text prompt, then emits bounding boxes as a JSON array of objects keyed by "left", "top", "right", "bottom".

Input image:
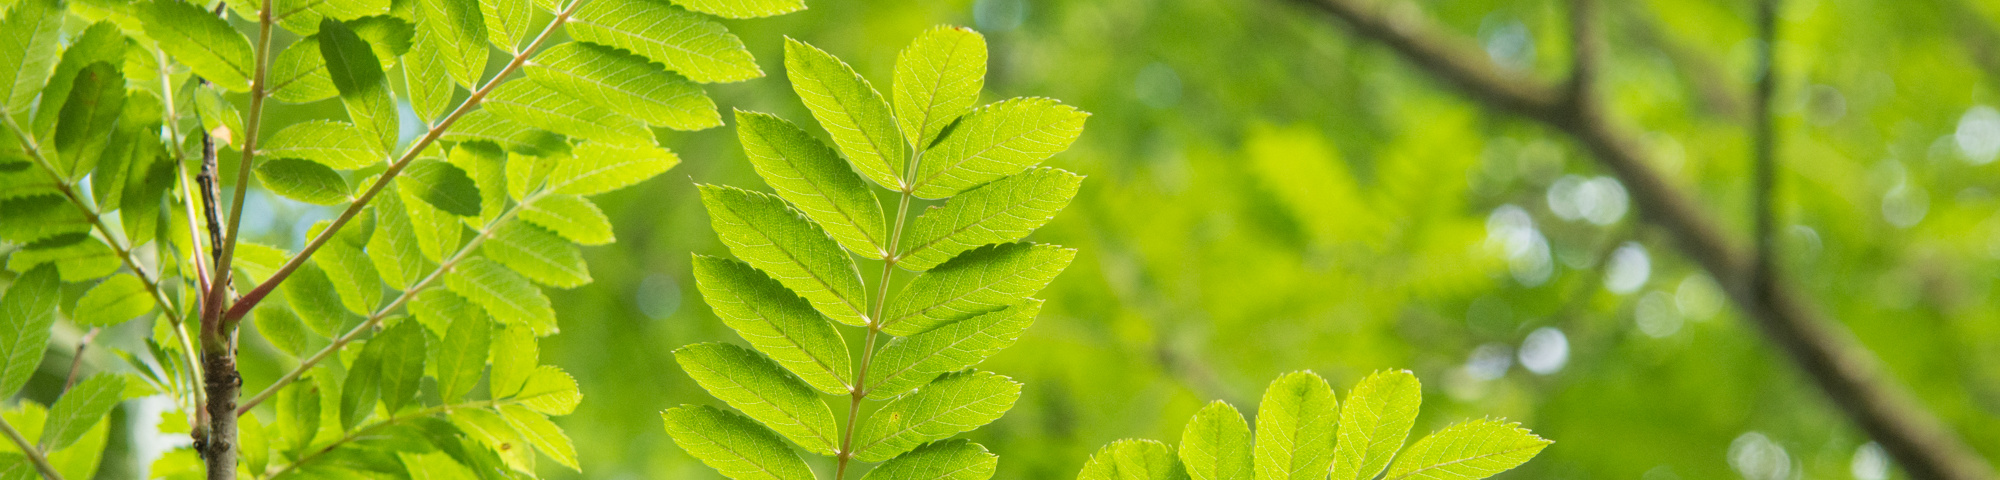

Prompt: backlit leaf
[
  {"left": 1254, "top": 371, "right": 1338, "bottom": 480},
  {"left": 375, "top": 319, "right": 429, "bottom": 413},
  {"left": 519, "top": 193, "right": 613, "bottom": 245},
  {"left": 700, "top": 185, "right": 870, "bottom": 327},
  {"left": 264, "top": 120, "right": 384, "bottom": 170},
  {"left": 674, "top": 343, "right": 838, "bottom": 454},
  {"left": 447, "top": 257, "right": 557, "bottom": 335},
  {"left": 256, "top": 158, "right": 351, "bottom": 205},
  {"left": 880, "top": 242, "right": 1074, "bottom": 336},
  {"left": 139, "top": 0, "right": 255, "bottom": 91},
  {"left": 483, "top": 221, "right": 591, "bottom": 288},
  {"left": 785, "top": 38, "right": 905, "bottom": 190},
  {"left": 1180, "top": 401, "right": 1252, "bottom": 480},
  {"left": 670, "top": 0, "right": 802, "bottom": 19},
  {"left": 894, "top": 26, "right": 986, "bottom": 149},
  {"left": 736, "top": 110, "right": 887, "bottom": 258},
  {"left": 416, "top": 0, "right": 487, "bottom": 88},
  {"left": 38, "top": 374, "right": 123, "bottom": 450},
  {"left": 499, "top": 404, "right": 578, "bottom": 471},
  {"left": 547, "top": 140, "right": 680, "bottom": 196},
  {"left": 1333, "top": 371, "right": 1421, "bottom": 480},
  {"left": 0, "top": 0, "right": 62, "bottom": 114},
  {"left": 868, "top": 300, "right": 1038, "bottom": 399},
  {"left": 1080, "top": 439, "right": 1189, "bottom": 480},
  {"left": 900, "top": 167, "right": 1080, "bottom": 271},
  {"left": 566, "top": 0, "right": 762, "bottom": 83},
  {"left": 862, "top": 439, "right": 998, "bottom": 480},
  {"left": 661, "top": 405, "right": 815, "bottom": 480},
  {"left": 526, "top": 42, "right": 722, "bottom": 131},
  {"left": 71, "top": 274, "right": 153, "bottom": 326},
  {"left": 854, "top": 370, "right": 1021, "bottom": 462},
  {"left": 320, "top": 18, "right": 399, "bottom": 152},
  {"left": 485, "top": 79, "right": 654, "bottom": 145},
  {"left": 910, "top": 98, "right": 1088, "bottom": 199},
  {"left": 691, "top": 256, "right": 852, "bottom": 395}
]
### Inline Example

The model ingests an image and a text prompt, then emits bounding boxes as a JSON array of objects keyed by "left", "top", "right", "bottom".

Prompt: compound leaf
[
  {"left": 881, "top": 242, "right": 1073, "bottom": 336},
  {"left": 674, "top": 343, "right": 839, "bottom": 454},
  {"left": 485, "top": 79, "right": 653, "bottom": 145},
  {"left": 699, "top": 185, "right": 870, "bottom": 327},
  {"left": 670, "top": 0, "right": 802, "bottom": 19},
  {"left": 854, "top": 370, "right": 1021, "bottom": 462},
  {"left": 519, "top": 193, "right": 614, "bottom": 245},
  {"left": 691, "top": 256, "right": 852, "bottom": 395},
  {"left": 785, "top": 38, "right": 905, "bottom": 190},
  {"left": 415, "top": 0, "right": 487, "bottom": 88},
  {"left": 37, "top": 374, "right": 123, "bottom": 451},
  {"left": 900, "top": 167, "right": 1080, "bottom": 271},
  {"left": 499, "top": 404, "right": 578, "bottom": 471},
  {"left": 662, "top": 405, "right": 816, "bottom": 480},
  {"left": 910, "top": 97, "right": 1088, "bottom": 199}
]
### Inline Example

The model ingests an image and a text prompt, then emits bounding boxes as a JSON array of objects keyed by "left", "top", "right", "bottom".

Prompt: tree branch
[
  {"left": 0, "top": 415, "right": 62, "bottom": 480},
  {"left": 1283, "top": 1, "right": 1998, "bottom": 479},
  {"left": 1751, "top": 0, "right": 1779, "bottom": 299}
]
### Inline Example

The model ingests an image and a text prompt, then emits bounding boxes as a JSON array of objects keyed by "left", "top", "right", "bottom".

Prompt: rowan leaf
[
  {"left": 490, "top": 323, "right": 538, "bottom": 398},
  {"left": 51, "top": 62, "right": 125, "bottom": 176},
  {"left": 1254, "top": 371, "right": 1338, "bottom": 480},
  {"left": 416, "top": 0, "right": 487, "bottom": 88},
  {"left": 854, "top": 370, "right": 1021, "bottom": 462},
  {"left": 403, "top": 158, "right": 483, "bottom": 217},
  {"left": 662, "top": 405, "right": 816, "bottom": 480},
  {"left": 674, "top": 343, "right": 839, "bottom": 454},
  {"left": 483, "top": 221, "right": 591, "bottom": 288},
  {"left": 450, "top": 407, "right": 535, "bottom": 473},
  {"left": 319, "top": 18, "right": 399, "bottom": 152},
  {"left": 71, "top": 274, "right": 153, "bottom": 327},
  {"left": 526, "top": 42, "right": 722, "bottom": 131},
  {"left": 403, "top": 36, "right": 454, "bottom": 122},
  {"left": 263, "top": 120, "right": 384, "bottom": 170},
  {"left": 566, "top": 0, "right": 762, "bottom": 83},
  {"left": 880, "top": 242, "right": 1074, "bottom": 336},
  {"left": 519, "top": 193, "right": 614, "bottom": 245},
  {"left": 900, "top": 167, "right": 1080, "bottom": 271},
  {"left": 1080, "top": 439, "right": 1190, "bottom": 480},
  {"left": 0, "top": 0, "right": 63, "bottom": 114},
  {"left": 37, "top": 374, "right": 124, "bottom": 450},
  {"left": 894, "top": 26, "right": 986, "bottom": 149},
  {"left": 255, "top": 158, "right": 351, "bottom": 205},
  {"left": 367, "top": 189, "right": 430, "bottom": 289},
  {"left": 342, "top": 338, "right": 385, "bottom": 429},
  {"left": 139, "top": 0, "right": 255, "bottom": 91},
  {"left": 1180, "top": 401, "right": 1253, "bottom": 480},
  {"left": 691, "top": 255, "right": 853, "bottom": 395},
  {"left": 868, "top": 300, "right": 1038, "bottom": 399},
  {"left": 699, "top": 185, "right": 870, "bottom": 327},
  {"left": 284, "top": 262, "right": 354, "bottom": 337},
  {"left": 319, "top": 239, "right": 384, "bottom": 315},
  {"left": 434, "top": 303, "right": 490, "bottom": 403},
  {"left": 498, "top": 404, "right": 578, "bottom": 471},
  {"left": 547, "top": 141, "right": 680, "bottom": 196},
  {"left": 449, "top": 142, "right": 510, "bottom": 226},
  {"left": 1385, "top": 419, "right": 1550, "bottom": 480},
  {"left": 516, "top": 365, "right": 581, "bottom": 416},
  {"left": 910, "top": 97, "right": 1088, "bottom": 199},
  {"left": 785, "top": 38, "right": 905, "bottom": 190},
  {"left": 269, "top": 35, "right": 339, "bottom": 104},
  {"left": 1333, "top": 371, "right": 1421, "bottom": 480},
  {"left": 736, "top": 110, "right": 887, "bottom": 258},
  {"left": 485, "top": 79, "right": 654, "bottom": 145},
  {"left": 447, "top": 257, "right": 557, "bottom": 335},
  {"left": 480, "top": 0, "right": 534, "bottom": 51},
  {"left": 374, "top": 319, "right": 429, "bottom": 413},
  {"left": 670, "top": 0, "right": 803, "bottom": 19},
  {"left": 442, "top": 110, "right": 567, "bottom": 154},
  {"left": 398, "top": 178, "right": 466, "bottom": 262}
]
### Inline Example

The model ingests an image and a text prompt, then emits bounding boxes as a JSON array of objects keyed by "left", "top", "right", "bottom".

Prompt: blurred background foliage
[{"left": 15, "top": 0, "right": 2000, "bottom": 478}]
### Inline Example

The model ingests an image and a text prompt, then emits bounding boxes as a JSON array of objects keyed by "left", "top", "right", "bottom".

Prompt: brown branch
[
  {"left": 1284, "top": 1, "right": 1998, "bottom": 479},
  {"left": 63, "top": 327, "right": 101, "bottom": 393}
]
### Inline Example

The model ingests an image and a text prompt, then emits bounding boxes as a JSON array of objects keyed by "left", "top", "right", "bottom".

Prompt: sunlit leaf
[
  {"left": 862, "top": 439, "right": 998, "bottom": 480},
  {"left": 37, "top": 373, "right": 122, "bottom": 451},
  {"left": 868, "top": 300, "right": 1038, "bottom": 399},
  {"left": 784, "top": 38, "right": 905, "bottom": 190},
  {"left": 1384, "top": 419, "right": 1549, "bottom": 480},
  {"left": 483, "top": 221, "right": 591, "bottom": 288},
  {"left": 661, "top": 405, "right": 815, "bottom": 480},
  {"left": 320, "top": 17, "right": 399, "bottom": 152},
  {"left": 894, "top": 26, "right": 985, "bottom": 149},
  {"left": 1180, "top": 401, "right": 1252, "bottom": 480},
  {"left": 375, "top": 320, "right": 429, "bottom": 413},
  {"left": 880, "top": 242, "right": 1074, "bottom": 336},
  {"left": 416, "top": 0, "right": 488, "bottom": 88},
  {"left": 519, "top": 193, "right": 613, "bottom": 245},
  {"left": 0, "top": 0, "right": 62, "bottom": 114},
  {"left": 263, "top": 120, "right": 384, "bottom": 170},
  {"left": 675, "top": 342, "right": 839, "bottom": 454},
  {"left": 699, "top": 185, "right": 870, "bottom": 327},
  {"left": 1080, "top": 439, "right": 1188, "bottom": 480},
  {"left": 854, "top": 370, "right": 1021, "bottom": 462},
  {"left": 526, "top": 42, "right": 721, "bottom": 131},
  {"left": 547, "top": 141, "right": 680, "bottom": 196},
  {"left": 670, "top": 0, "right": 802, "bottom": 19},
  {"left": 71, "top": 274, "right": 153, "bottom": 326},
  {"left": 900, "top": 167, "right": 1080, "bottom": 271},
  {"left": 447, "top": 257, "right": 557, "bottom": 336},
  {"left": 910, "top": 98, "right": 1088, "bottom": 199},
  {"left": 485, "top": 79, "right": 653, "bottom": 145},
  {"left": 255, "top": 158, "right": 351, "bottom": 205},
  {"left": 691, "top": 256, "right": 853, "bottom": 395},
  {"left": 736, "top": 110, "right": 887, "bottom": 258},
  {"left": 1333, "top": 371, "right": 1421, "bottom": 480},
  {"left": 138, "top": 0, "right": 254, "bottom": 91},
  {"left": 1255, "top": 371, "right": 1338, "bottom": 480},
  {"left": 566, "top": 0, "right": 762, "bottom": 83}
]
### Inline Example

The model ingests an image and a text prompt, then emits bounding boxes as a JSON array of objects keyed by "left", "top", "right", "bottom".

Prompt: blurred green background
[{"left": 186, "top": 0, "right": 2000, "bottom": 478}]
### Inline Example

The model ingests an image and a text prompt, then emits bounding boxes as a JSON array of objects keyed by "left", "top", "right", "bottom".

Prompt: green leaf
[
  {"left": 411, "top": 282, "right": 478, "bottom": 336},
  {"left": 506, "top": 150, "right": 558, "bottom": 201},
  {"left": 516, "top": 365, "right": 581, "bottom": 415},
  {"left": 256, "top": 305, "right": 310, "bottom": 357},
  {"left": 6, "top": 236, "right": 119, "bottom": 282},
  {"left": 51, "top": 62, "right": 125, "bottom": 176},
  {"left": 566, "top": 0, "right": 762, "bottom": 84},
  {"left": 450, "top": 407, "right": 535, "bottom": 473},
  {"left": 910, "top": 97, "right": 1088, "bottom": 199},
  {"left": 449, "top": 142, "right": 509, "bottom": 226},
  {"left": 548, "top": 140, "right": 680, "bottom": 196},
  {"left": 1254, "top": 371, "right": 1338, "bottom": 480},
  {"left": 375, "top": 320, "right": 428, "bottom": 413},
  {"left": 675, "top": 343, "right": 838, "bottom": 454},
  {"left": 480, "top": 0, "right": 534, "bottom": 51},
  {"left": 279, "top": 379, "right": 324, "bottom": 453},
  {"left": 71, "top": 274, "right": 153, "bottom": 326},
  {"left": 320, "top": 18, "right": 399, "bottom": 152},
  {"left": 367, "top": 189, "right": 429, "bottom": 289},
  {"left": 1385, "top": 419, "right": 1550, "bottom": 480},
  {"left": 139, "top": 0, "right": 255, "bottom": 91},
  {"left": 269, "top": 35, "right": 341, "bottom": 104},
  {"left": 485, "top": 79, "right": 654, "bottom": 145},
  {"left": 441, "top": 110, "right": 567, "bottom": 155},
  {"left": 402, "top": 450, "right": 479, "bottom": 480},
  {"left": 321, "top": 240, "right": 383, "bottom": 315},
  {"left": 256, "top": 158, "right": 351, "bottom": 205},
  {"left": 736, "top": 110, "right": 887, "bottom": 258},
  {"left": 880, "top": 242, "right": 1074, "bottom": 336},
  {"left": 490, "top": 323, "right": 538, "bottom": 398},
  {"left": 862, "top": 439, "right": 998, "bottom": 480},
  {"left": 342, "top": 340, "right": 385, "bottom": 430},
  {"left": 448, "top": 257, "right": 557, "bottom": 336},
  {"left": 37, "top": 374, "right": 122, "bottom": 450},
  {"left": 241, "top": 411, "right": 271, "bottom": 474},
  {"left": 193, "top": 82, "right": 243, "bottom": 151},
  {"left": 421, "top": 300, "right": 489, "bottom": 402},
  {"left": 398, "top": 177, "right": 466, "bottom": 262},
  {"left": 1180, "top": 401, "right": 1252, "bottom": 480},
  {"left": 1333, "top": 370, "right": 1421, "bottom": 480},
  {"left": 784, "top": 38, "right": 906, "bottom": 190},
  {"left": 351, "top": 16, "right": 417, "bottom": 66},
  {"left": 661, "top": 405, "right": 815, "bottom": 480},
  {"left": 36, "top": 22, "right": 126, "bottom": 144},
  {"left": 498, "top": 404, "right": 578, "bottom": 471},
  {"left": 526, "top": 42, "right": 722, "bottom": 131},
  {"left": 519, "top": 193, "right": 613, "bottom": 245},
  {"left": 894, "top": 26, "right": 986, "bottom": 149},
  {"left": 403, "top": 36, "right": 454, "bottom": 122},
  {"left": 416, "top": 0, "right": 488, "bottom": 88},
  {"left": 855, "top": 370, "right": 1021, "bottom": 462},
  {"left": 690, "top": 256, "right": 852, "bottom": 395},
  {"left": 264, "top": 120, "right": 384, "bottom": 170},
  {"left": 900, "top": 167, "right": 1081, "bottom": 271},
  {"left": 483, "top": 221, "right": 591, "bottom": 288},
  {"left": 700, "top": 185, "right": 871, "bottom": 327},
  {"left": 670, "top": 0, "right": 802, "bottom": 18},
  {"left": 0, "top": 0, "right": 62, "bottom": 114},
  {"left": 404, "top": 158, "right": 483, "bottom": 217},
  {"left": 868, "top": 300, "right": 1038, "bottom": 399},
  {"left": 284, "top": 262, "right": 354, "bottom": 337},
  {"left": 1080, "top": 439, "right": 1190, "bottom": 480}
]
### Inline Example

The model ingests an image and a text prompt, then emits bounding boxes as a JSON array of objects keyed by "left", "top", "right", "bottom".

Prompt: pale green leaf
[
  {"left": 232, "top": 242, "right": 292, "bottom": 284},
  {"left": 431, "top": 292, "right": 488, "bottom": 402},
  {"left": 402, "top": 450, "right": 478, "bottom": 480},
  {"left": 417, "top": 0, "right": 488, "bottom": 88},
  {"left": 5, "top": 236, "right": 119, "bottom": 282},
  {"left": 481, "top": 0, "right": 534, "bottom": 51},
  {"left": 441, "top": 110, "right": 567, "bottom": 154},
  {"left": 519, "top": 193, "right": 613, "bottom": 245},
  {"left": 0, "top": 0, "right": 62, "bottom": 114},
  {"left": 1254, "top": 371, "right": 1338, "bottom": 480},
  {"left": 320, "top": 18, "right": 399, "bottom": 152},
  {"left": 255, "top": 158, "right": 352, "bottom": 205},
  {"left": 662, "top": 405, "right": 816, "bottom": 480},
  {"left": 699, "top": 185, "right": 870, "bottom": 327},
  {"left": 404, "top": 36, "right": 454, "bottom": 122},
  {"left": 372, "top": 320, "right": 428, "bottom": 413},
  {"left": 910, "top": 97, "right": 1088, "bottom": 199},
  {"left": 139, "top": 0, "right": 255, "bottom": 91},
  {"left": 397, "top": 177, "right": 466, "bottom": 262},
  {"left": 506, "top": 150, "right": 559, "bottom": 201},
  {"left": 450, "top": 407, "right": 535, "bottom": 473},
  {"left": 407, "top": 276, "right": 472, "bottom": 336},
  {"left": 320, "top": 240, "right": 383, "bottom": 315},
  {"left": 894, "top": 26, "right": 986, "bottom": 149},
  {"left": 1080, "top": 439, "right": 1190, "bottom": 480},
  {"left": 1385, "top": 419, "right": 1548, "bottom": 480},
  {"left": 670, "top": 0, "right": 802, "bottom": 18},
  {"left": 516, "top": 365, "right": 581, "bottom": 415},
  {"left": 191, "top": 80, "right": 241, "bottom": 152},
  {"left": 269, "top": 35, "right": 339, "bottom": 104},
  {"left": 690, "top": 255, "right": 852, "bottom": 395},
  {"left": 526, "top": 42, "right": 722, "bottom": 131},
  {"left": 900, "top": 167, "right": 1080, "bottom": 271},
  {"left": 278, "top": 379, "right": 323, "bottom": 453},
  {"left": 1180, "top": 401, "right": 1252, "bottom": 480},
  {"left": 498, "top": 405, "right": 578, "bottom": 470},
  {"left": 449, "top": 142, "right": 509, "bottom": 226},
  {"left": 37, "top": 374, "right": 122, "bottom": 450},
  {"left": 862, "top": 439, "right": 998, "bottom": 480},
  {"left": 367, "top": 189, "right": 430, "bottom": 289},
  {"left": 854, "top": 370, "right": 1021, "bottom": 462},
  {"left": 490, "top": 323, "right": 538, "bottom": 398},
  {"left": 548, "top": 141, "right": 680, "bottom": 196},
  {"left": 351, "top": 16, "right": 417, "bottom": 67},
  {"left": 404, "top": 158, "right": 483, "bottom": 217},
  {"left": 485, "top": 79, "right": 654, "bottom": 145},
  {"left": 736, "top": 110, "right": 887, "bottom": 258},
  {"left": 263, "top": 120, "right": 384, "bottom": 170},
  {"left": 71, "top": 274, "right": 153, "bottom": 326},
  {"left": 566, "top": 0, "right": 762, "bottom": 83},
  {"left": 268, "top": 0, "right": 392, "bottom": 35},
  {"left": 255, "top": 305, "right": 310, "bottom": 357},
  {"left": 868, "top": 300, "right": 1038, "bottom": 399},
  {"left": 785, "top": 38, "right": 905, "bottom": 190},
  {"left": 675, "top": 343, "right": 838, "bottom": 454},
  {"left": 284, "top": 262, "right": 354, "bottom": 337},
  {"left": 341, "top": 337, "right": 384, "bottom": 429},
  {"left": 483, "top": 221, "right": 591, "bottom": 288},
  {"left": 880, "top": 242, "right": 1074, "bottom": 336},
  {"left": 241, "top": 411, "right": 270, "bottom": 475},
  {"left": 447, "top": 257, "right": 557, "bottom": 336},
  {"left": 1333, "top": 370, "right": 1421, "bottom": 480}
]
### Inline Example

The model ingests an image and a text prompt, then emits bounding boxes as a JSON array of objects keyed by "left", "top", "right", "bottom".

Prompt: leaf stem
[
  {"left": 257, "top": 398, "right": 518, "bottom": 479},
  {"left": 0, "top": 415, "right": 63, "bottom": 480},
  {"left": 222, "top": 0, "right": 585, "bottom": 323},
  {"left": 834, "top": 150, "right": 924, "bottom": 479}
]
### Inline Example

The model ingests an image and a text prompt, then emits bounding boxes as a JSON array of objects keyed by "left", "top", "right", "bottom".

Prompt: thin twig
[
  {"left": 1751, "top": 0, "right": 1779, "bottom": 298},
  {"left": 64, "top": 327, "right": 102, "bottom": 393},
  {"left": 1281, "top": 0, "right": 1998, "bottom": 478},
  {"left": 0, "top": 416, "right": 62, "bottom": 480}
]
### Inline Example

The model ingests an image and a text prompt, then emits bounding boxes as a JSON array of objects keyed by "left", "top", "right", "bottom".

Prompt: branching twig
[
  {"left": 64, "top": 327, "right": 102, "bottom": 393},
  {"left": 0, "top": 416, "right": 62, "bottom": 480},
  {"left": 1282, "top": 1, "right": 1998, "bottom": 478}
]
